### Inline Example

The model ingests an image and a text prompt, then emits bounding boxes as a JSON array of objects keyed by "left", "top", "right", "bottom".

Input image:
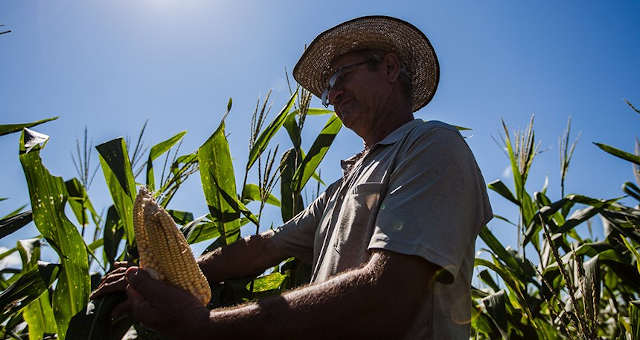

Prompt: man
[{"left": 92, "top": 16, "right": 492, "bottom": 339}]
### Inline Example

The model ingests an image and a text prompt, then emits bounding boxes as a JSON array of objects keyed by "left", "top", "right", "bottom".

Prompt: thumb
[
  {"left": 125, "top": 267, "right": 145, "bottom": 287},
  {"left": 125, "top": 267, "right": 169, "bottom": 302},
  {"left": 125, "top": 267, "right": 155, "bottom": 296},
  {"left": 125, "top": 267, "right": 148, "bottom": 286}
]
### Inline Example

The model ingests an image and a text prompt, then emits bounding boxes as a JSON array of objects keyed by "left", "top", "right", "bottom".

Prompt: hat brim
[{"left": 293, "top": 15, "right": 439, "bottom": 112}]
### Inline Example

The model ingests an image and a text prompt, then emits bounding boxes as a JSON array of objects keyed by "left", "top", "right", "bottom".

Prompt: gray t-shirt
[{"left": 271, "top": 119, "right": 493, "bottom": 339}]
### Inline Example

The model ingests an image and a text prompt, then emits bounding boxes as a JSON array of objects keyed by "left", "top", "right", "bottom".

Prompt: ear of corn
[{"left": 133, "top": 187, "right": 211, "bottom": 306}]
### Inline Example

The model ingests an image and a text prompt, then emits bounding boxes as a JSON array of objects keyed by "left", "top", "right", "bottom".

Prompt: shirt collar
[
  {"left": 373, "top": 118, "right": 421, "bottom": 146},
  {"left": 340, "top": 119, "right": 421, "bottom": 173}
]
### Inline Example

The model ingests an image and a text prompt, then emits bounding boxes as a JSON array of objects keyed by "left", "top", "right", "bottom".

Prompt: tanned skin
[{"left": 90, "top": 51, "right": 439, "bottom": 339}]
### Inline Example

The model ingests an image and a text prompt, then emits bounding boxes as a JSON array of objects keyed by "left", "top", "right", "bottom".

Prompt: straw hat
[{"left": 293, "top": 15, "right": 439, "bottom": 112}]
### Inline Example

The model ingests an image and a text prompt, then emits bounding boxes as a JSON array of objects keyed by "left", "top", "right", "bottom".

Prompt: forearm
[
  {"left": 198, "top": 252, "right": 430, "bottom": 339},
  {"left": 197, "top": 231, "right": 287, "bottom": 284}
]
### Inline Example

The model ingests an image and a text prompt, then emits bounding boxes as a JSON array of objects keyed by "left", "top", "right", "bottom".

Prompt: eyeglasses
[{"left": 321, "top": 59, "right": 373, "bottom": 107}]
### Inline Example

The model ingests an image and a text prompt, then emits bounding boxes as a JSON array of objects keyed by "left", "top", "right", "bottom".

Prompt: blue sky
[{"left": 1, "top": 1, "right": 639, "bottom": 269}]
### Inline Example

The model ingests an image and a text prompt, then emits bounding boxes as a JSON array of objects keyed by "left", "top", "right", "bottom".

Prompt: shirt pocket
[{"left": 334, "top": 182, "right": 385, "bottom": 254}]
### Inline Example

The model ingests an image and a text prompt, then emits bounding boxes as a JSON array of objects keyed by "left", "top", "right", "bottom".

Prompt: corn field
[{"left": 1, "top": 74, "right": 640, "bottom": 338}]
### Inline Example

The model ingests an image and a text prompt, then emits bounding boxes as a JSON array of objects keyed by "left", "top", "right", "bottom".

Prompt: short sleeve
[
  {"left": 368, "top": 127, "right": 492, "bottom": 283},
  {"left": 270, "top": 180, "right": 340, "bottom": 264}
]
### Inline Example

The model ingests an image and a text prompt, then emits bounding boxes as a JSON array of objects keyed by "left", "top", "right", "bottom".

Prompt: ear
[{"left": 382, "top": 53, "right": 401, "bottom": 83}]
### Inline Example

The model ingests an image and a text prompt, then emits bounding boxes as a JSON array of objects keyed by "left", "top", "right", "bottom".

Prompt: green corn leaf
[
  {"left": 102, "top": 206, "right": 122, "bottom": 268},
  {"left": 1, "top": 204, "right": 27, "bottom": 220},
  {"left": 543, "top": 248, "right": 626, "bottom": 275},
  {"left": 487, "top": 180, "right": 519, "bottom": 206},
  {"left": 19, "top": 235, "right": 56, "bottom": 340},
  {"left": 534, "top": 191, "right": 565, "bottom": 226},
  {"left": 471, "top": 286, "right": 490, "bottom": 299},
  {"left": 17, "top": 238, "right": 40, "bottom": 270},
  {"left": 626, "top": 100, "right": 640, "bottom": 114},
  {"left": 166, "top": 209, "right": 194, "bottom": 226},
  {"left": 247, "top": 91, "right": 298, "bottom": 171},
  {"left": 182, "top": 218, "right": 221, "bottom": 244},
  {"left": 525, "top": 194, "right": 616, "bottom": 246},
  {"left": 0, "top": 312, "right": 27, "bottom": 339},
  {"left": 555, "top": 199, "right": 617, "bottom": 234},
  {"left": 631, "top": 303, "right": 640, "bottom": 340},
  {"left": 198, "top": 120, "right": 241, "bottom": 245},
  {"left": 520, "top": 189, "right": 536, "bottom": 227},
  {"left": 0, "top": 211, "right": 32, "bottom": 240},
  {"left": 181, "top": 215, "right": 250, "bottom": 245},
  {"left": 66, "top": 293, "right": 130, "bottom": 340},
  {"left": 146, "top": 131, "right": 187, "bottom": 191},
  {"left": 474, "top": 258, "right": 521, "bottom": 300},
  {"left": 501, "top": 120, "right": 524, "bottom": 200},
  {"left": 20, "top": 132, "right": 90, "bottom": 339},
  {"left": 96, "top": 138, "right": 136, "bottom": 246},
  {"left": 594, "top": 142, "right": 640, "bottom": 166},
  {"left": 601, "top": 205, "right": 640, "bottom": 243},
  {"left": 287, "top": 108, "right": 334, "bottom": 117},
  {"left": 23, "top": 289, "right": 57, "bottom": 340},
  {"left": 292, "top": 114, "right": 342, "bottom": 192},
  {"left": 211, "top": 176, "right": 259, "bottom": 227},
  {"left": 241, "top": 184, "right": 281, "bottom": 207},
  {"left": 624, "top": 182, "right": 640, "bottom": 202},
  {"left": 0, "top": 247, "right": 17, "bottom": 262},
  {"left": 158, "top": 152, "right": 199, "bottom": 207},
  {"left": 479, "top": 226, "right": 535, "bottom": 283},
  {"left": 280, "top": 148, "right": 304, "bottom": 223},
  {"left": 621, "top": 237, "right": 640, "bottom": 275},
  {"left": 87, "top": 238, "right": 103, "bottom": 252},
  {"left": 582, "top": 256, "right": 600, "bottom": 326},
  {"left": 478, "top": 269, "right": 500, "bottom": 292},
  {"left": 471, "top": 308, "right": 496, "bottom": 337},
  {"left": 453, "top": 125, "right": 472, "bottom": 131},
  {"left": 65, "top": 178, "right": 99, "bottom": 228},
  {"left": 492, "top": 214, "right": 516, "bottom": 227},
  {"left": 14, "top": 238, "right": 46, "bottom": 339},
  {"left": 297, "top": 148, "right": 325, "bottom": 186},
  {"left": 481, "top": 290, "right": 509, "bottom": 339},
  {"left": 0, "top": 116, "right": 58, "bottom": 136},
  {"left": 0, "top": 262, "right": 59, "bottom": 323},
  {"left": 283, "top": 111, "right": 302, "bottom": 150},
  {"left": 283, "top": 108, "right": 335, "bottom": 148},
  {"left": 247, "top": 272, "right": 287, "bottom": 293}
]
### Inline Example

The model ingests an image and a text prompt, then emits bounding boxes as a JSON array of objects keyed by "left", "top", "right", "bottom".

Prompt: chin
[{"left": 336, "top": 111, "right": 353, "bottom": 127}]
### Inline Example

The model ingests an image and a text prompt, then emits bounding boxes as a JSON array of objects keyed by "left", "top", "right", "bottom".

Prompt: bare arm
[
  {"left": 205, "top": 250, "right": 436, "bottom": 338},
  {"left": 123, "top": 249, "right": 437, "bottom": 339},
  {"left": 197, "top": 231, "right": 289, "bottom": 284}
]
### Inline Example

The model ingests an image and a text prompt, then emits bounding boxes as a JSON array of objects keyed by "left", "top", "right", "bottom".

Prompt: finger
[
  {"left": 114, "top": 261, "right": 130, "bottom": 268},
  {"left": 94, "top": 266, "right": 128, "bottom": 288},
  {"left": 126, "top": 267, "right": 190, "bottom": 300},
  {"left": 99, "top": 271, "right": 127, "bottom": 286},
  {"left": 125, "top": 267, "right": 163, "bottom": 299},
  {"left": 90, "top": 273, "right": 128, "bottom": 299}
]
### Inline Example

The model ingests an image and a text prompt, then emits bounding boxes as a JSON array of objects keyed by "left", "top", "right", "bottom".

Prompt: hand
[
  {"left": 112, "top": 267, "right": 211, "bottom": 340},
  {"left": 90, "top": 261, "right": 130, "bottom": 300}
]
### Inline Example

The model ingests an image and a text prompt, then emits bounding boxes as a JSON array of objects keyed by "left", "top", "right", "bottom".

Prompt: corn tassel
[{"left": 133, "top": 187, "right": 211, "bottom": 306}]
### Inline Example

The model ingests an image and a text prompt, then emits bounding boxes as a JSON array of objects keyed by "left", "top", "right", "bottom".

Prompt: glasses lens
[
  {"left": 321, "top": 89, "right": 329, "bottom": 107},
  {"left": 321, "top": 70, "right": 340, "bottom": 107},
  {"left": 321, "top": 59, "right": 369, "bottom": 107}
]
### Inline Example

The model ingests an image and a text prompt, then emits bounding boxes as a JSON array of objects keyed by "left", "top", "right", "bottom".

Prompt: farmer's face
[{"left": 327, "top": 52, "right": 393, "bottom": 137}]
